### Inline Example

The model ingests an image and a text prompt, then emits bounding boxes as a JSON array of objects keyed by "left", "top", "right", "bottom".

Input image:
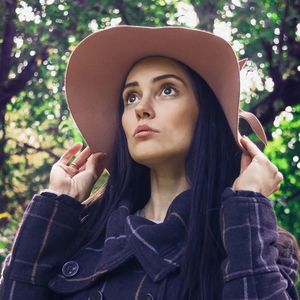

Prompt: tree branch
[
  {"left": 7, "top": 137, "right": 60, "bottom": 160},
  {"left": 0, "top": 0, "right": 17, "bottom": 86},
  {"left": 115, "top": 0, "right": 130, "bottom": 25},
  {"left": 1, "top": 47, "right": 48, "bottom": 108},
  {"left": 250, "top": 72, "right": 300, "bottom": 119},
  {"left": 274, "top": 190, "right": 300, "bottom": 206},
  {"left": 263, "top": 40, "right": 282, "bottom": 87},
  {"left": 191, "top": 0, "right": 218, "bottom": 31},
  {"left": 277, "top": 0, "right": 289, "bottom": 71}
]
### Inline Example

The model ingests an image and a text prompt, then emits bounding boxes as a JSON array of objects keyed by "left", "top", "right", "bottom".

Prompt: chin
[
  {"left": 131, "top": 154, "right": 160, "bottom": 167},
  {"left": 130, "top": 150, "right": 183, "bottom": 168}
]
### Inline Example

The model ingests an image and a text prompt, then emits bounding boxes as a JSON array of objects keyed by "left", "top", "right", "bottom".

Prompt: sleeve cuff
[
  {"left": 40, "top": 188, "right": 63, "bottom": 196},
  {"left": 221, "top": 186, "right": 274, "bottom": 208},
  {"left": 37, "top": 192, "right": 83, "bottom": 211}
]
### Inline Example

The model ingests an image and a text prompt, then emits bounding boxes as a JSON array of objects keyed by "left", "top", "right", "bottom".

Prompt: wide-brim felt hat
[{"left": 65, "top": 25, "right": 268, "bottom": 171}]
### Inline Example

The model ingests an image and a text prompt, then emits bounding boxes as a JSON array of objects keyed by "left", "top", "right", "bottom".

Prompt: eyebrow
[{"left": 123, "top": 74, "right": 188, "bottom": 90}]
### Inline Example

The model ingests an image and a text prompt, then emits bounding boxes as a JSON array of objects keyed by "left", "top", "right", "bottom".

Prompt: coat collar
[
  {"left": 103, "top": 188, "right": 191, "bottom": 281},
  {"left": 49, "top": 189, "right": 191, "bottom": 293}
]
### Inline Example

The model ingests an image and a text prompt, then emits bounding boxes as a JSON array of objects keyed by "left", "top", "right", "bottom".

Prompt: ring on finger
[{"left": 70, "top": 162, "right": 79, "bottom": 169}]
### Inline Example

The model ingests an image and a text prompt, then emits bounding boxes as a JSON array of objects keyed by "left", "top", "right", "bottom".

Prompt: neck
[{"left": 142, "top": 162, "right": 190, "bottom": 222}]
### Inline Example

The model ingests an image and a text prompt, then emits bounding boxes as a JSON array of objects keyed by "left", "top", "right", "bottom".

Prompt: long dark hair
[{"left": 66, "top": 59, "right": 300, "bottom": 300}]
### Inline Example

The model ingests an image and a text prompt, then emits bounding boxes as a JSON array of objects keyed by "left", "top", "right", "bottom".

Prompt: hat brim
[{"left": 65, "top": 25, "right": 244, "bottom": 171}]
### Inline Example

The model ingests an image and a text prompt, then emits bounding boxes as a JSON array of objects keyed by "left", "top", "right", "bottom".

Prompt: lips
[{"left": 134, "top": 124, "right": 159, "bottom": 136}]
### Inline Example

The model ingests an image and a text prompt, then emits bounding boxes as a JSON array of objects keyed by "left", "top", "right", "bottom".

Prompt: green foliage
[{"left": 266, "top": 103, "right": 300, "bottom": 239}]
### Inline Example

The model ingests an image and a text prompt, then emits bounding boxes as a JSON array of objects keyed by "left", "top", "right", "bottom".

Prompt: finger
[
  {"left": 70, "top": 163, "right": 80, "bottom": 171},
  {"left": 240, "top": 136, "right": 262, "bottom": 158},
  {"left": 59, "top": 143, "right": 83, "bottom": 165},
  {"left": 55, "top": 162, "right": 79, "bottom": 177},
  {"left": 269, "top": 182, "right": 281, "bottom": 195},
  {"left": 276, "top": 171, "right": 284, "bottom": 181},
  {"left": 85, "top": 153, "right": 107, "bottom": 178},
  {"left": 79, "top": 164, "right": 86, "bottom": 172},
  {"left": 71, "top": 146, "right": 92, "bottom": 167}
]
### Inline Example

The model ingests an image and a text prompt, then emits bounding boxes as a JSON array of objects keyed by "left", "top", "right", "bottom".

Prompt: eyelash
[{"left": 123, "top": 84, "right": 179, "bottom": 105}]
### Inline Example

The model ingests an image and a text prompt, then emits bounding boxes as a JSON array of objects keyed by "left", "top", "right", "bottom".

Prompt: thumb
[
  {"left": 240, "top": 149, "right": 252, "bottom": 175},
  {"left": 240, "top": 135, "right": 261, "bottom": 158}
]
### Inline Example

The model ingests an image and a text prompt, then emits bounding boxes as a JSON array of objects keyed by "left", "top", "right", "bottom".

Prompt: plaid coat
[{"left": 0, "top": 187, "right": 299, "bottom": 299}]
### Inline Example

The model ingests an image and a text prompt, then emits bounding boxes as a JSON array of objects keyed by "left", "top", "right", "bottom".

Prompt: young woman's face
[{"left": 121, "top": 56, "right": 199, "bottom": 168}]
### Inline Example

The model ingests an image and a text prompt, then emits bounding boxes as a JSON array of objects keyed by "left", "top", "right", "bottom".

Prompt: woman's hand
[
  {"left": 232, "top": 135, "right": 284, "bottom": 197},
  {"left": 48, "top": 143, "right": 107, "bottom": 202}
]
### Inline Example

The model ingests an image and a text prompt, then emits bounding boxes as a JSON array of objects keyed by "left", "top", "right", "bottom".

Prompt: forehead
[{"left": 125, "top": 56, "right": 191, "bottom": 82}]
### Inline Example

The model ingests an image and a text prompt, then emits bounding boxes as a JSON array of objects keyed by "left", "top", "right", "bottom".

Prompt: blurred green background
[{"left": 1, "top": 0, "right": 300, "bottom": 291}]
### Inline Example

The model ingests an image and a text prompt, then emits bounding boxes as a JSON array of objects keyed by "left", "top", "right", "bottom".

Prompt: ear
[{"left": 238, "top": 58, "right": 248, "bottom": 70}]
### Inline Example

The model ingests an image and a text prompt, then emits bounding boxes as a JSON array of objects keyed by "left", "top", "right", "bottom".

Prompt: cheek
[{"left": 170, "top": 104, "right": 199, "bottom": 138}]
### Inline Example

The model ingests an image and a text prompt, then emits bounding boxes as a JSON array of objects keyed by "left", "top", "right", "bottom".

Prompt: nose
[{"left": 134, "top": 95, "right": 155, "bottom": 120}]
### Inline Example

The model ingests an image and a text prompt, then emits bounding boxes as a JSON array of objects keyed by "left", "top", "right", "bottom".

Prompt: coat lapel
[{"left": 49, "top": 189, "right": 191, "bottom": 293}]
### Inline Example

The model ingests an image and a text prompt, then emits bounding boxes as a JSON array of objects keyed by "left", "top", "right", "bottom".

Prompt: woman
[{"left": 1, "top": 25, "right": 299, "bottom": 300}]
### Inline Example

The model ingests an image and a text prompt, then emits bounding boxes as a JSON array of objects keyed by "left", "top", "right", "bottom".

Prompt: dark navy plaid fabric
[
  {"left": 0, "top": 187, "right": 298, "bottom": 299},
  {"left": 220, "top": 188, "right": 299, "bottom": 299}
]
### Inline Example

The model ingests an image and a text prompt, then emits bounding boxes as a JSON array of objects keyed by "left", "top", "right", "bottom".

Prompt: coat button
[
  {"left": 61, "top": 261, "right": 80, "bottom": 278},
  {"left": 139, "top": 293, "right": 154, "bottom": 300},
  {"left": 88, "top": 290, "right": 103, "bottom": 300}
]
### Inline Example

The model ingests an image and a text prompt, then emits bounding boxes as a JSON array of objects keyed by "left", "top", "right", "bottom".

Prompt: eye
[
  {"left": 161, "top": 85, "right": 177, "bottom": 96},
  {"left": 124, "top": 93, "right": 139, "bottom": 105}
]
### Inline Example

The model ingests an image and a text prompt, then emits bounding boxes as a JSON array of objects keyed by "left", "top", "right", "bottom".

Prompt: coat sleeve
[
  {"left": 0, "top": 192, "right": 84, "bottom": 300},
  {"left": 220, "top": 187, "right": 299, "bottom": 300}
]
